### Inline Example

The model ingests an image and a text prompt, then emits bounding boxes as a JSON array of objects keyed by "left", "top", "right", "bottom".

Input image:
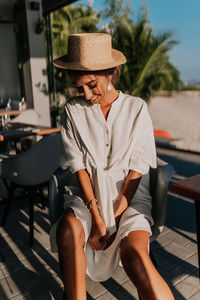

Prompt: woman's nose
[{"left": 83, "top": 86, "right": 93, "bottom": 100}]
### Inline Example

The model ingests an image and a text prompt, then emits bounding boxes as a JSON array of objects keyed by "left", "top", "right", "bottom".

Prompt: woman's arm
[
  {"left": 77, "top": 169, "right": 108, "bottom": 250},
  {"left": 114, "top": 170, "right": 142, "bottom": 227},
  {"left": 77, "top": 169, "right": 101, "bottom": 222}
]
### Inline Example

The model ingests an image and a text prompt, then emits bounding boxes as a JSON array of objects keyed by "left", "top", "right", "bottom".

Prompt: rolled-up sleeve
[
  {"left": 129, "top": 102, "right": 157, "bottom": 175},
  {"left": 60, "top": 106, "right": 86, "bottom": 173}
]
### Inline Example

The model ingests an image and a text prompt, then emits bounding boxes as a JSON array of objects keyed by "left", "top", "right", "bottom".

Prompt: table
[
  {"left": 0, "top": 110, "right": 21, "bottom": 117},
  {"left": 0, "top": 122, "right": 61, "bottom": 142},
  {"left": 171, "top": 174, "right": 200, "bottom": 278}
]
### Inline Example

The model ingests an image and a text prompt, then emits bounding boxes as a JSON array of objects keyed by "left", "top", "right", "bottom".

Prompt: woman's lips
[{"left": 90, "top": 96, "right": 98, "bottom": 102}]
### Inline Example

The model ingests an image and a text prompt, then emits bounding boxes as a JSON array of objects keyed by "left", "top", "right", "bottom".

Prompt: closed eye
[
  {"left": 74, "top": 80, "right": 97, "bottom": 94},
  {"left": 88, "top": 84, "right": 97, "bottom": 89}
]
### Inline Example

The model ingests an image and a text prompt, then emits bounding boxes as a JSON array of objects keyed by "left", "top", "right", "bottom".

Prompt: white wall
[{"left": 23, "top": 0, "right": 51, "bottom": 126}]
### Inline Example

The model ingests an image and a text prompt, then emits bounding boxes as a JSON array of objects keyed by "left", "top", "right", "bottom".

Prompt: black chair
[
  {"left": 0, "top": 132, "right": 61, "bottom": 246},
  {"left": 0, "top": 140, "right": 11, "bottom": 157},
  {"left": 48, "top": 158, "right": 174, "bottom": 298}
]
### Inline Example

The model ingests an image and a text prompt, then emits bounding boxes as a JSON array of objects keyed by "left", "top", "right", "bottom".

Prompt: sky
[{"left": 78, "top": 0, "right": 200, "bottom": 82}]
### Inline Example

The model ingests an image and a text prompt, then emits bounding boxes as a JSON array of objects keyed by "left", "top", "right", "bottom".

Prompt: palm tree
[
  {"left": 100, "top": 1, "right": 180, "bottom": 101},
  {"left": 52, "top": 4, "right": 99, "bottom": 58}
]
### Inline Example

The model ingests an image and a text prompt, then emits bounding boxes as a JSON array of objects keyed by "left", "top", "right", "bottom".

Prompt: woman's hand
[
  {"left": 89, "top": 219, "right": 108, "bottom": 251},
  {"left": 101, "top": 215, "right": 121, "bottom": 250},
  {"left": 102, "top": 231, "right": 117, "bottom": 250}
]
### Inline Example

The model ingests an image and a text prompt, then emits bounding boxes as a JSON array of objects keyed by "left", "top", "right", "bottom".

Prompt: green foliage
[
  {"left": 178, "top": 85, "right": 200, "bottom": 91},
  {"left": 100, "top": 1, "right": 180, "bottom": 101},
  {"left": 52, "top": 4, "right": 99, "bottom": 58},
  {"left": 100, "top": 0, "right": 130, "bottom": 20}
]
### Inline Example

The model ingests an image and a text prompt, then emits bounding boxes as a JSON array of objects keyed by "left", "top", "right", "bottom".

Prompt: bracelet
[{"left": 85, "top": 198, "right": 97, "bottom": 210}]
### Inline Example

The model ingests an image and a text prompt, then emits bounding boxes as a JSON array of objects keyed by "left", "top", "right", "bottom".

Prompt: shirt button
[{"left": 106, "top": 144, "right": 109, "bottom": 147}]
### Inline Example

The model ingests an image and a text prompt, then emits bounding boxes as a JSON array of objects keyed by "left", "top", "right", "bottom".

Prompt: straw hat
[{"left": 53, "top": 33, "right": 126, "bottom": 71}]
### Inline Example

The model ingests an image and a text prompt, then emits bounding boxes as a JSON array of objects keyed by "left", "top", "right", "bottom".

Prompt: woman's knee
[{"left": 56, "top": 208, "right": 85, "bottom": 250}]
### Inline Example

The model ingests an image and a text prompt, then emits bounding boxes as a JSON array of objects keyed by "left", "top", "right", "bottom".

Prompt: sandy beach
[{"left": 148, "top": 91, "right": 200, "bottom": 153}]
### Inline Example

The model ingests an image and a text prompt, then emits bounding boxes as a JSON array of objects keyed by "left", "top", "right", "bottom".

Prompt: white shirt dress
[{"left": 50, "top": 91, "right": 157, "bottom": 282}]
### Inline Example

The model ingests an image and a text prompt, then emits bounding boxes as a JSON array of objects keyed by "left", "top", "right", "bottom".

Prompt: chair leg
[
  {"left": 2, "top": 178, "right": 9, "bottom": 191},
  {"left": 1, "top": 182, "right": 15, "bottom": 226},
  {"left": 39, "top": 188, "right": 46, "bottom": 210},
  {"left": 62, "top": 292, "right": 66, "bottom": 300},
  {"left": 0, "top": 250, "right": 5, "bottom": 262},
  {"left": 28, "top": 188, "right": 35, "bottom": 246}
]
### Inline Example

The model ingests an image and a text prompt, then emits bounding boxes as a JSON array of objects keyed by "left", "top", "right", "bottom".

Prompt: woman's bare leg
[
  {"left": 56, "top": 208, "right": 87, "bottom": 300},
  {"left": 120, "top": 230, "right": 174, "bottom": 300}
]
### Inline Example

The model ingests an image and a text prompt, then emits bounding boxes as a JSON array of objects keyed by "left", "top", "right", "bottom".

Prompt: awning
[{"left": 42, "top": 0, "right": 78, "bottom": 15}]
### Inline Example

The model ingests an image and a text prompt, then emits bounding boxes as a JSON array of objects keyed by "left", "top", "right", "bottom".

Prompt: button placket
[
  {"left": 105, "top": 127, "right": 110, "bottom": 148},
  {"left": 105, "top": 127, "right": 111, "bottom": 165}
]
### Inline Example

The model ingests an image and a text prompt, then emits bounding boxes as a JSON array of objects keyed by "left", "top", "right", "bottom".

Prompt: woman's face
[{"left": 71, "top": 73, "right": 112, "bottom": 105}]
